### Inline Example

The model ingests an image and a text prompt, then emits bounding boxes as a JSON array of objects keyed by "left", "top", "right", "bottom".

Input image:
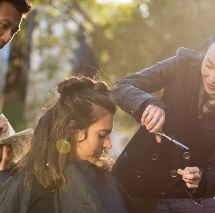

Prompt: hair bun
[
  {"left": 58, "top": 76, "right": 110, "bottom": 97},
  {"left": 58, "top": 77, "right": 94, "bottom": 95},
  {"left": 93, "top": 82, "right": 110, "bottom": 96}
]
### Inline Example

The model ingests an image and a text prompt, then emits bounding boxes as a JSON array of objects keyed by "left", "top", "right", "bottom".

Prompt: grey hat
[
  {"left": 0, "top": 114, "right": 34, "bottom": 162},
  {"left": 0, "top": 115, "right": 33, "bottom": 145},
  {"left": 0, "top": 128, "right": 33, "bottom": 145}
]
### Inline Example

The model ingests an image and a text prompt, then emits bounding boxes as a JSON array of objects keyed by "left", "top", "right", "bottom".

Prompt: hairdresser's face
[
  {"left": 0, "top": 2, "right": 22, "bottom": 48},
  {"left": 201, "top": 43, "right": 215, "bottom": 95},
  {"left": 76, "top": 112, "right": 114, "bottom": 164}
]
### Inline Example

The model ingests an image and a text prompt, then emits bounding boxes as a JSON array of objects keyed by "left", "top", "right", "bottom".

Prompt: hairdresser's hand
[
  {"left": 0, "top": 115, "right": 8, "bottom": 135},
  {"left": 141, "top": 105, "right": 165, "bottom": 143},
  {"left": 177, "top": 167, "right": 202, "bottom": 189},
  {"left": 0, "top": 114, "right": 13, "bottom": 171},
  {"left": 0, "top": 144, "right": 13, "bottom": 171}
]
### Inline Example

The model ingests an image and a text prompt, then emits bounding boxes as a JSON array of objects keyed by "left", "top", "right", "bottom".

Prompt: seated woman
[{"left": 0, "top": 76, "right": 136, "bottom": 213}]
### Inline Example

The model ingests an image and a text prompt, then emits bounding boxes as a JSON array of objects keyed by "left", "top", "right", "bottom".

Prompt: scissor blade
[{"left": 149, "top": 130, "right": 189, "bottom": 150}]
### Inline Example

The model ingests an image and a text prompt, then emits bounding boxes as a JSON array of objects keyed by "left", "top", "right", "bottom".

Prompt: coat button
[
  {"left": 170, "top": 170, "right": 177, "bottom": 177},
  {"left": 161, "top": 192, "right": 167, "bottom": 197},
  {"left": 136, "top": 171, "right": 142, "bottom": 178},
  {"left": 183, "top": 152, "right": 190, "bottom": 159},
  {"left": 151, "top": 153, "right": 158, "bottom": 160}
]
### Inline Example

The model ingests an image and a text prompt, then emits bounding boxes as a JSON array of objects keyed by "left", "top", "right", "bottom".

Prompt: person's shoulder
[
  {"left": 176, "top": 47, "right": 204, "bottom": 62},
  {"left": 64, "top": 160, "right": 112, "bottom": 178},
  {"left": 64, "top": 160, "right": 95, "bottom": 175},
  {"left": 0, "top": 170, "right": 25, "bottom": 188}
]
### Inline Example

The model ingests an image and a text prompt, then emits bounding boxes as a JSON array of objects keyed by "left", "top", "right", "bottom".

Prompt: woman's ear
[
  {"left": 64, "top": 120, "right": 75, "bottom": 132},
  {"left": 68, "top": 120, "right": 75, "bottom": 127},
  {"left": 76, "top": 129, "right": 86, "bottom": 142}
]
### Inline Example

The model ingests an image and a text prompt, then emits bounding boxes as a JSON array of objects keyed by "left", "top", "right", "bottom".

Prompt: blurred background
[{"left": 0, "top": 0, "right": 215, "bottom": 157}]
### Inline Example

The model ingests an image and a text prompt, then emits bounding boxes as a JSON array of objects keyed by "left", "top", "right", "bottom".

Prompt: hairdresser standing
[{"left": 111, "top": 35, "right": 215, "bottom": 212}]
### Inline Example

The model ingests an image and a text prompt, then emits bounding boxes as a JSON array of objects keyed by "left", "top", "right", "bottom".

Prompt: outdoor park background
[{"left": 0, "top": 0, "right": 215, "bottom": 157}]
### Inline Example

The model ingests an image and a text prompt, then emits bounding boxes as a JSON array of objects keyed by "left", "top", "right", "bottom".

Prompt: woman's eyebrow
[
  {"left": 206, "top": 57, "right": 215, "bottom": 67},
  {"left": 99, "top": 129, "right": 112, "bottom": 134}
]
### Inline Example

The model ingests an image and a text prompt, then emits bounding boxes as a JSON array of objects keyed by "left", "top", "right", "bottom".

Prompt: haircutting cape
[{"left": 0, "top": 160, "right": 137, "bottom": 213}]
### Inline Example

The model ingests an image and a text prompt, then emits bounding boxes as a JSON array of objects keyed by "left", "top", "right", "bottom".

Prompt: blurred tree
[
  {"left": 3, "top": 0, "right": 215, "bottom": 134},
  {"left": 2, "top": 9, "right": 36, "bottom": 131},
  {"left": 71, "top": 28, "right": 98, "bottom": 78}
]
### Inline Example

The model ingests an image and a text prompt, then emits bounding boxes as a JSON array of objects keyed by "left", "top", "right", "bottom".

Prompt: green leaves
[{"left": 4, "top": 0, "right": 215, "bottom": 132}]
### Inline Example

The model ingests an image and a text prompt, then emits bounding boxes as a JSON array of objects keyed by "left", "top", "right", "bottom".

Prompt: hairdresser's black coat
[{"left": 111, "top": 48, "right": 215, "bottom": 200}]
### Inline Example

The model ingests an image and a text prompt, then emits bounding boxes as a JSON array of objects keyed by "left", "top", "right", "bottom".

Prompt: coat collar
[{"left": 185, "top": 66, "right": 202, "bottom": 133}]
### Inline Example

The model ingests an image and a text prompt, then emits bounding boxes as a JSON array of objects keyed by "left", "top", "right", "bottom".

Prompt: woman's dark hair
[
  {"left": 13, "top": 76, "right": 116, "bottom": 192},
  {"left": 0, "top": 0, "right": 32, "bottom": 18}
]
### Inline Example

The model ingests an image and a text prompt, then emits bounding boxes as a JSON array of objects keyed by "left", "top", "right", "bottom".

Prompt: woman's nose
[
  {"left": 210, "top": 71, "right": 215, "bottom": 83},
  {"left": 103, "top": 138, "right": 112, "bottom": 150}
]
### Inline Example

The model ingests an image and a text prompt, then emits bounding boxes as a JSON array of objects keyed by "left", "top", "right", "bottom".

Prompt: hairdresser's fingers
[
  {"left": 141, "top": 105, "right": 165, "bottom": 130},
  {"left": 0, "top": 115, "right": 8, "bottom": 135},
  {"left": 0, "top": 145, "right": 13, "bottom": 171},
  {"left": 154, "top": 127, "right": 162, "bottom": 143},
  {"left": 177, "top": 167, "right": 202, "bottom": 189}
]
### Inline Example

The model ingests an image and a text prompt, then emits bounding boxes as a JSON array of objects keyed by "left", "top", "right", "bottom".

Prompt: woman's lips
[
  {"left": 207, "top": 82, "right": 215, "bottom": 91},
  {"left": 97, "top": 152, "right": 103, "bottom": 156},
  {"left": 95, "top": 153, "right": 102, "bottom": 160}
]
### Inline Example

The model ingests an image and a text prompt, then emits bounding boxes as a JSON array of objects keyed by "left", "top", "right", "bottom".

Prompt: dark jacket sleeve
[
  {"left": 203, "top": 149, "right": 215, "bottom": 198},
  {"left": 0, "top": 170, "right": 11, "bottom": 184},
  {"left": 185, "top": 169, "right": 207, "bottom": 204},
  {"left": 186, "top": 144, "right": 215, "bottom": 202},
  {"left": 110, "top": 55, "right": 177, "bottom": 122}
]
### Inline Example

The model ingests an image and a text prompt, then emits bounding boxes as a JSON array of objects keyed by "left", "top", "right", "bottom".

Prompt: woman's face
[
  {"left": 201, "top": 42, "right": 215, "bottom": 95},
  {"left": 76, "top": 112, "right": 114, "bottom": 164}
]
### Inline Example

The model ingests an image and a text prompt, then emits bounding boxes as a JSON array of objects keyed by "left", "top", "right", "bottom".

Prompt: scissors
[{"left": 149, "top": 130, "right": 189, "bottom": 150}]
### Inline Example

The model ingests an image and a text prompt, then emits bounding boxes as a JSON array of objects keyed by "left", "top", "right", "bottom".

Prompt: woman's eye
[
  {"left": 206, "top": 64, "right": 212, "bottom": 69},
  {"left": 99, "top": 135, "right": 106, "bottom": 139}
]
